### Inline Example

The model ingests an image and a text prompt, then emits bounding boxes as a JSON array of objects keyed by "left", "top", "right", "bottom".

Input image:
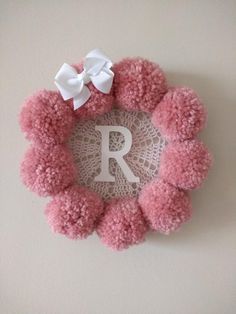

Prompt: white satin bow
[{"left": 54, "top": 49, "right": 114, "bottom": 110}]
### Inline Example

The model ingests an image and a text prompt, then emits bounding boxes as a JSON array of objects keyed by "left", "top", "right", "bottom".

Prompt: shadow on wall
[{"left": 147, "top": 71, "right": 235, "bottom": 247}]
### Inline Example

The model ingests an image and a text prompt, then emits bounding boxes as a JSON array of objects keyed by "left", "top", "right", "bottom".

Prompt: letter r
[{"left": 94, "top": 125, "right": 140, "bottom": 183}]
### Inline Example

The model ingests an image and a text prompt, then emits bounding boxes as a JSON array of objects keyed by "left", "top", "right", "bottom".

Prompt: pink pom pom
[
  {"left": 159, "top": 140, "right": 212, "bottom": 190},
  {"left": 71, "top": 63, "right": 114, "bottom": 119},
  {"left": 152, "top": 87, "right": 206, "bottom": 141},
  {"left": 139, "top": 179, "right": 191, "bottom": 234},
  {"left": 45, "top": 186, "right": 104, "bottom": 239},
  {"left": 114, "top": 58, "right": 167, "bottom": 112},
  {"left": 20, "top": 90, "right": 75, "bottom": 146},
  {"left": 21, "top": 145, "right": 75, "bottom": 196},
  {"left": 97, "top": 198, "right": 148, "bottom": 251}
]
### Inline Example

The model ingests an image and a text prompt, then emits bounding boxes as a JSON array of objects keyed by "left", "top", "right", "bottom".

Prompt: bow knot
[{"left": 55, "top": 49, "right": 114, "bottom": 110}]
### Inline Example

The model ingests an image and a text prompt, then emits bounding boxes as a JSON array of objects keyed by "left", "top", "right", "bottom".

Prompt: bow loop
[
  {"left": 91, "top": 70, "right": 114, "bottom": 94},
  {"left": 54, "top": 49, "right": 114, "bottom": 110}
]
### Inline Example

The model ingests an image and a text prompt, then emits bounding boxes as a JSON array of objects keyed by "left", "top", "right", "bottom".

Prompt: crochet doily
[{"left": 68, "top": 109, "right": 166, "bottom": 199}]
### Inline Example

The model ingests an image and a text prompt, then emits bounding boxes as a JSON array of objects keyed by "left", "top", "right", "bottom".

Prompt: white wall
[{"left": 1, "top": 1, "right": 236, "bottom": 313}]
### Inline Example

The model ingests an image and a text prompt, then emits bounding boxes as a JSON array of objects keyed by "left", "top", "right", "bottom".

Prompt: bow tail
[{"left": 73, "top": 86, "right": 91, "bottom": 110}]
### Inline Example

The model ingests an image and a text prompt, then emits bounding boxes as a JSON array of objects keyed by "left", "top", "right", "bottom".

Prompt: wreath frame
[{"left": 20, "top": 56, "right": 212, "bottom": 251}]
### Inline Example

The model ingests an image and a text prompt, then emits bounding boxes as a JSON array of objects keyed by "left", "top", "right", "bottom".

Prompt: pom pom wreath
[
  {"left": 159, "top": 140, "right": 212, "bottom": 190},
  {"left": 114, "top": 58, "right": 167, "bottom": 112},
  {"left": 152, "top": 87, "right": 206, "bottom": 141},
  {"left": 97, "top": 198, "right": 148, "bottom": 251},
  {"left": 45, "top": 186, "right": 104, "bottom": 239},
  {"left": 71, "top": 63, "right": 114, "bottom": 119},
  {"left": 20, "top": 90, "right": 75, "bottom": 146},
  {"left": 139, "top": 179, "right": 191, "bottom": 234},
  {"left": 19, "top": 52, "right": 213, "bottom": 251},
  {"left": 21, "top": 145, "right": 75, "bottom": 196}
]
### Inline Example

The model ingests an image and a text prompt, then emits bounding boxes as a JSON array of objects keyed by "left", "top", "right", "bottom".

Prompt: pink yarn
[
  {"left": 71, "top": 63, "right": 114, "bottom": 119},
  {"left": 159, "top": 140, "right": 212, "bottom": 190},
  {"left": 97, "top": 198, "right": 148, "bottom": 251},
  {"left": 20, "top": 90, "right": 75, "bottom": 146},
  {"left": 152, "top": 87, "right": 206, "bottom": 141},
  {"left": 45, "top": 186, "right": 104, "bottom": 239},
  {"left": 139, "top": 179, "right": 191, "bottom": 234},
  {"left": 19, "top": 54, "right": 212, "bottom": 250},
  {"left": 21, "top": 145, "right": 75, "bottom": 196},
  {"left": 114, "top": 58, "right": 167, "bottom": 112}
]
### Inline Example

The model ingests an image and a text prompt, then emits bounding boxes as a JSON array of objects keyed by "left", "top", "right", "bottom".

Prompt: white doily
[{"left": 67, "top": 109, "right": 166, "bottom": 200}]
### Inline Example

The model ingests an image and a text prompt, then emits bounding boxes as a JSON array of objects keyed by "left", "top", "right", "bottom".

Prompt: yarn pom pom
[
  {"left": 45, "top": 186, "right": 104, "bottom": 239},
  {"left": 71, "top": 63, "right": 114, "bottom": 119},
  {"left": 159, "top": 140, "right": 212, "bottom": 190},
  {"left": 97, "top": 198, "right": 148, "bottom": 251},
  {"left": 20, "top": 90, "right": 75, "bottom": 146},
  {"left": 21, "top": 145, "right": 75, "bottom": 196},
  {"left": 114, "top": 58, "right": 167, "bottom": 112},
  {"left": 139, "top": 179, "right": 191, "bottom": 234},
  {"left": 152, "top": 87, "right": 206, "bottom": 141}
]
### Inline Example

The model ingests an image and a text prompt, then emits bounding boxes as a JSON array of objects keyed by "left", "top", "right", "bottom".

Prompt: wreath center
[{"left": 68, "top": 109, "right": 166, "bottom": 200}]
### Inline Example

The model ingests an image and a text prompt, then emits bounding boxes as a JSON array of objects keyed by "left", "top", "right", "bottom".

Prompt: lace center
[{"left": 68, "top": 109, "right": 166, "bottom": 200}]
